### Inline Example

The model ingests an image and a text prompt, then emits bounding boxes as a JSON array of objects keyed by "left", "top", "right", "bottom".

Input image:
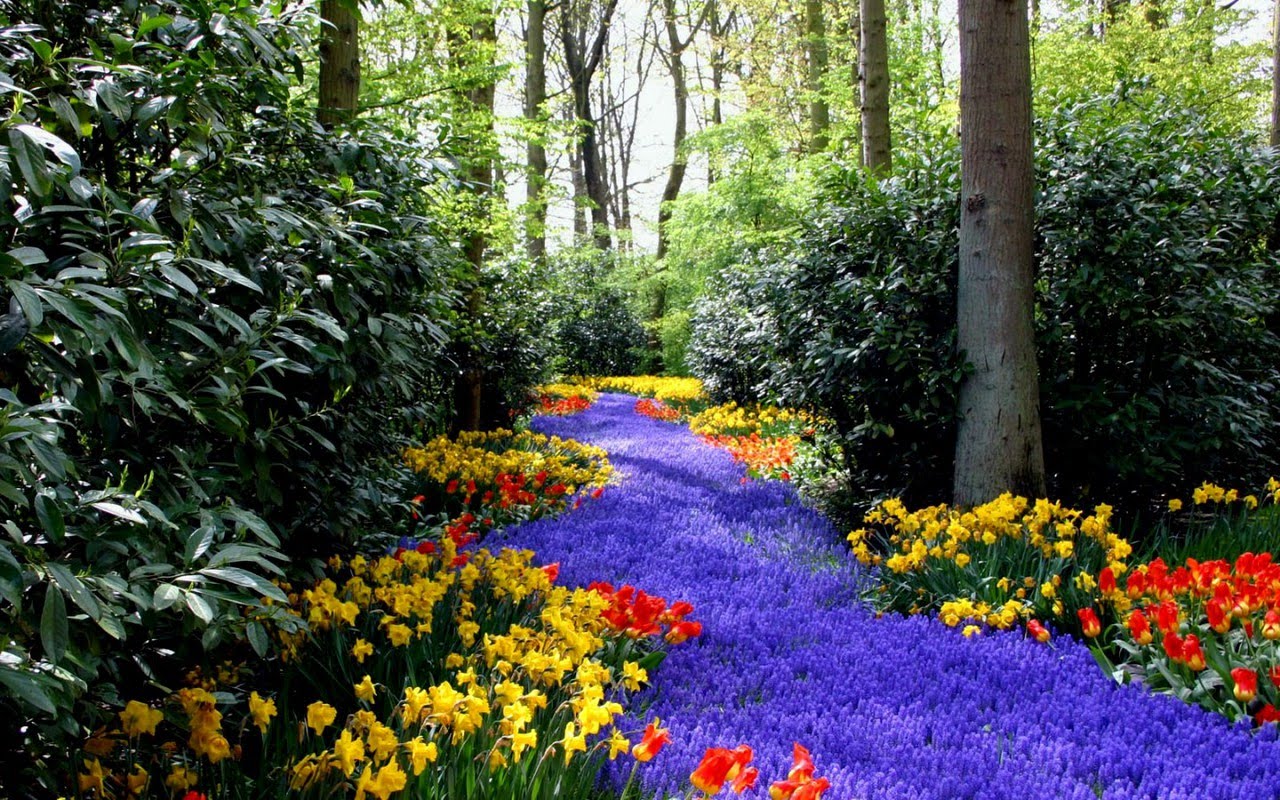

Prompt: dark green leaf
[
  {"left": 40, "top": 585, "right": 68, "bottom": 664},
  {"left": 34, "top": 494, "right": 64, "bottom": 542}
]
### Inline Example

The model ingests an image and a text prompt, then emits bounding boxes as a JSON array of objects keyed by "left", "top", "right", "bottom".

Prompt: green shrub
[
  {"left": 689, "top": 88, "right": 1280, "bottom": 509},
  {"left": 1036, "top": 97, "right": 1280, "bottom": 505},
  {"left": 0, "top": 0, "right": 464, "bottom": 786}
]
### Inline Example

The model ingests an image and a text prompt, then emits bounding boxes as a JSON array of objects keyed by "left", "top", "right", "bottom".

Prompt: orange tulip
[
  {"left": 1027, "top": 619, "right": 1051, "bottom": 643},
  {"left": 1077, "top": 608, "right": 1102, "bottom": 638},
  {"left": 1232, "top": 667, "right": 1258, "bottom": 703},
  {"left": 632, "top": 718, "right": 671, "bottom": 763}
]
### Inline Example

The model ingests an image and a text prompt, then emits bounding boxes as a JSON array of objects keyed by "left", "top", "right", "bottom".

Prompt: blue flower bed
[{"left": 502, "top": 393, "right": 1280, "bottom": 799}]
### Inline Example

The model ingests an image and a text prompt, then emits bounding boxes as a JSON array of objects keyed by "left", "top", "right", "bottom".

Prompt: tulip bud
[
  {"left": 1232, "top": 667, "right": 1258, "bottom": 703},
  {"left": 1027, "top": 619, "right": 1051, "bottom": 643},
  {"left": 1077, "top": 608, "right": 1102, "bottom": 638}
]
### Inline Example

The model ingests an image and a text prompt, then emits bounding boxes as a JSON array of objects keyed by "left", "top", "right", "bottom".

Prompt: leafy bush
[
  {"left": 0, "top": 0, "right": 465, "bottom": 786},
  {"left": 554, "top": 292, "right": 645, "bottom": 377},
  {"left": 1036, "top": 97, "right": 1280, "bottom": 505},
  {"left": 690, "top": 88, "right": 1280, "bottom": 509},
  {"left": 692, "top": 157, "right": 964, "bottom": 502}
]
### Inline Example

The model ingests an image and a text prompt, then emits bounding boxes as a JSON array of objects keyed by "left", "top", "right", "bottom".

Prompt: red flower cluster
[
  {"left": 769, "top": 743, "right": 831, "bottom": 800},
  {"left": 538, "top": 394, "right": 593, "bottom": 416},
  {"left": 635, "top": 398, "right": 682, "bottom": 422},
  {"left": 699, "top": 433, "right": 796, "bottom": 479},
  {"left": 1115, "top": 551, "right": 1280, "bottom": 725},
  {"left": 587, "top": 582, "right": 703, "bottom": 642},
  {"left": 691, "top": 744, "right": 758, "bottom": 796}
]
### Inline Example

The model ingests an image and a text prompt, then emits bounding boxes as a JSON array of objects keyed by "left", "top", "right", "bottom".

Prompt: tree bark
[
  {"left": 859, "top": 0, "right": 891, "bottom": 175},
  {"left": 451, "top": 5, "right": 498, "bottom": 434},
  {"left": 525, "top": 0, "right": 549, "bottom": 262},
  {"left": 318, "top": 0, "right": 360, "bottom": 128},
  {"left": 570, "top": 124, "right": 589, "bottom": 239},
  {"left": 953, "top": 0, "right": 1047, "bottom": 505},
  {"left": 656, "top": 0, "right": 692, "bottom": 260},
  {"left": 561, "top": 0, "right": 621, "bottom": 250},
  {"left": 1272, "top": 0, "right": 1280, "bottom": 147},
  {"left": 805, "top": 0, "right": 831, "bottom": 152}
]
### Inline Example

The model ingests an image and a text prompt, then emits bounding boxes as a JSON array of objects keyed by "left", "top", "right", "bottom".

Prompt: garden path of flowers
[{"left": 504, "top": 393, "right": 1280, "bottom": 799}]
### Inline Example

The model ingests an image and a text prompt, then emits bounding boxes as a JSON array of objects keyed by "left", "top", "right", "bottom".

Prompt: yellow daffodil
[
  {"left": 249, "top": 691, "right": 277, "bottom": 734},
  {"left": 355, "top": 675, "right": 377, "bottom": 703},
  {"left": 405, "top": 737, "right": 438, "bottom": 775},
  {"left": 561, "top": 721, "right": 587, "bottom": 764},
  {"left": 333, "top": 728, "right": 365, "bottom": 776},
  {"left": 306, "top": 701, "right": 337, "bottom": 736},
  {"left": 119, "top": 701, "right": 164, "bottom": 738}
]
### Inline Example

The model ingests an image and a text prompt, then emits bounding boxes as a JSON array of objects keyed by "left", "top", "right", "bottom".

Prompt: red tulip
[
  {"left": 632, "top": 718, "right": 671, "bottom": 762},
  {"left": 1027, "top": 619, "right": 1051, "bottom": 643},
  {"left": 770, "top": 743, "right": 829, "bottom": 800},
  {"left": 1232, "top": 667, "right": 1258, "bottom": 703},
  {"left": 1182, "top": 634, "right": 1206, "bottom": 671},
  {"left": 690, "top": 745, "right": 753, "bottom": 795},
  {"left": 1099, "top": 566, "right": 1116, "bottom": 595},
  {"left": 1127, "top": 610, "right": 1153, "bottom": 645},
  {"left": 1077, "top": 608, "right": 1102, "bottom": 638},
  {"left": 1263, "top": 610, "right": 1280, "bottom": 640},
  {"left": 732, "top": 766, "right": 760, "bottom": 794}
]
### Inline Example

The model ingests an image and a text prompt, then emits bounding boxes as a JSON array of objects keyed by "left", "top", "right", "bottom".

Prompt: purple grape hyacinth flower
[{"left": 500, "top": 393, "right": 1280, "bottom": 799}]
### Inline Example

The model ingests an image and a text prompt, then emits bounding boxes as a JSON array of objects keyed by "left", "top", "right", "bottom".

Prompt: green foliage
[
  {"left": 0, "top": 0, "right": 466, "bottom": 784},
  {"left": 691, "top": 155, "right": 964, "bottom": 502},
  {"left": 542, "top": 247, "right": 647, "bottom": 378},
  {"left": 555, "top": 293, "right": 645, "bottom": 377},
  {"left": 465, "top": 257, "right": 557, "bottom": 427},
  {"left": 1034, "top": 1, "right": 1268, "bottom": 137},
  {"left": 689, "top": 88, "right": 1280, "bottom": 509},
  {"left": 1036, "top": 94, "right": 1280, "bottom": 505}
]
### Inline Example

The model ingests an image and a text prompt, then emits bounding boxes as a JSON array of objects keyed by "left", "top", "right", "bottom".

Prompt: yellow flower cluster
[
  {"left": 575, "top": 375, "right": 706, "bottom": 404},
  {"left": 535, "top": 382, "right": 600, "bottom": 402},
  {"left": 402, "top": 429, "right": 611, "bottom": 491},
  {"left": 939, "top": 597, "right": 1028, "bottom": 630},
  {"left": 852, "top": 494, "right": 1131, "bottom": 577},
  {"left": 851, "top": 493, "right": 1136, "bottom": 630},
  {"left": 1178, "top": 478, "right": 1280, "bottom": 510},
  {"left": 688, "top": 401, "right": 818, "bottom": 437},
  {"left": 80, "top": 687, "right": 272, "bottom": 796},
  {"left": 283, "top": 544, "right": 651, "bottom": 795}
]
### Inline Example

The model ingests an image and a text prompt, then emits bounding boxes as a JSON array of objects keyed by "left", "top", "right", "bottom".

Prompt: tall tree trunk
[
  {"left": 805, "top": 0, "right": 831, "bottom": 152},
  {"left": 708, "top": 0, "right": 728, "bottom": 183},
  {"left": 561, "top": 0, "right": 620, "bottom": 250},
  {"left": 525, "top": 0, "right": 549, "bottom": 262},
  {"left": 953, "top": 0, "right": 1046, "bottom": 505},
  {"left": 451, "top": 6, "right": 498, "bottom": 434},
  {"left": 1272, "top": 0, "right": 1280, "bottom": 147},
  {"left": 570, "top": 130, "right": 589, "bottom": 239},
  {"left": 859, "top": 0, "right": 891, "bottom": 175},
  {"left": 656, "top": 0, "right": 691, "bottom": 260},
  {"left": 318, "top": 0, "right": 360, "bottom": 127}
]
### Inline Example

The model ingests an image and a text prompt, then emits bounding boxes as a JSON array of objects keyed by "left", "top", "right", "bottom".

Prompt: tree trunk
[
  {"left": 656, "top": 0, "right": 691, "bottom": 261},
  {"left": 570, "top": 130, "right": 589, "bottom": 239},
  {"left": 525, "top": 0, "right": 549, "bottom": 262},
  {"left": 451, "top": 6, "right": 498, "bottom": 434},
  {"left": 708, "top": 0, "right": 729, "bottom": 183},
  {"left": 953, "top": 0, "right": 1047, "bottom": 505},
  {"left": 1272, "top": 0, "right": 1280, "bottom": 147},
  {"left": 318, "top": 0, "right": 360, "bottom": 128},
  {"left": 805, "top": 0, "right": 831, "bottom": 152},
  {"left": 859, "top": 0, "right": 891, "bottom": 175},
  {"left": 561, "top": 0, "right": 620, "bottom": 251}
]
